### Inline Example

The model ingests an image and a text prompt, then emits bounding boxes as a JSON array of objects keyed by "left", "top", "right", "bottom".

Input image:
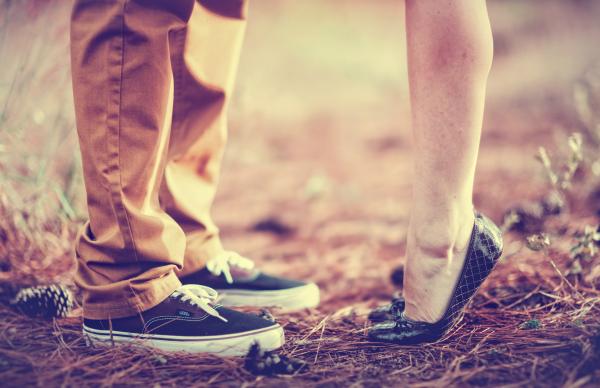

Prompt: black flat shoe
[
  {"left": 368, "top": 295, "right": 405, "bottom": 322},
  {"left": 368, "top": 212, "right": 503, "bottom": 345}
]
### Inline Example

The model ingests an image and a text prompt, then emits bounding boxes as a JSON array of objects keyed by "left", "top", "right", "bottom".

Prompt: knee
[
  {"left": 409, "top": 0, "right": 494, "bottom": 78},
  {"left": 435, "top": 26, "right": 493, "bottom": 78},
  {"left": 453, "top": 25, "right": 494, "bottom": 77}
]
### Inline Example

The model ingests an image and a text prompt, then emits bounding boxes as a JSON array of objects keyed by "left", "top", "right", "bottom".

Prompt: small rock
[
  {"left": 257, "top": 309, "right": 276, "bottom": 323},
  {"left": 526, "top": 233, "right": 551, "bottom": 251},
  {"left": 251, "top": 218, "right": 295, "bottom": 237}
]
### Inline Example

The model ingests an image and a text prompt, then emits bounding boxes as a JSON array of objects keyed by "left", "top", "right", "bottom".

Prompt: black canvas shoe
[
  {"left": 368, "top": 212, "right": 503, "bottom": 345},
  {"left": 83, "top": 285, "right": 284, "bottom": 356},
  {"left": 368, "top": 295, "right": 405, "bottom": 323},
  {"left": 179, "top": 251, "right": 320, "bottom": 311}
]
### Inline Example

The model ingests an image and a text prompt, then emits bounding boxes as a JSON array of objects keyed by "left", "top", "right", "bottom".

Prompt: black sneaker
[
  {"left": 179, "top": 251, "right": 320, "bottom": 311},
  {"left": 82, "top": 285, "right": 284, "bottom": 356}
]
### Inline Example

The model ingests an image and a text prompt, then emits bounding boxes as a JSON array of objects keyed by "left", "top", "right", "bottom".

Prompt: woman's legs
[{"left": 403, "top": 0, "right": 493, "bottom": 323}]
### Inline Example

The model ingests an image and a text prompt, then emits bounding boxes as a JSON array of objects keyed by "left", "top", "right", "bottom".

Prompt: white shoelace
[
  {"left": 171, "top": 284, "right": 228, "bottom": 322},
  {"left": 206, "top": 251, "right": 256, "bottom": 284}
]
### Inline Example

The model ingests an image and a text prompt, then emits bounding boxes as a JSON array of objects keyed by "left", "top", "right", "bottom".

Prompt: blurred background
[{"left": 1, "top": 0, "right": 599, "bottom": 294}]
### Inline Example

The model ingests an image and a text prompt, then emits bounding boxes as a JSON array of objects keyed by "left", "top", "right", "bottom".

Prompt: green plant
[
  {"left": 536, "top": 133, "right": 584, "bottom": 192},
  {"left": 574, "top": 68, "right": 600, "bottom": 177},
  {"left": 520, "top": 319, "right": 541, "bottom": 330},
  {"left": 526, "top": 233, "right": 551, "bottom": 252},
  {"left": 569, "top": 225, "right": 600, "bottom": 275}
]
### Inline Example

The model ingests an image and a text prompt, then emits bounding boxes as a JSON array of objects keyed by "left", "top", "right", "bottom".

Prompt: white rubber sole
[
  {"left": 83, "top": 323, "right": 284, "bottom": 357},
  {"left": 216, "top": 283, "right": 320, "bottom": 311}
]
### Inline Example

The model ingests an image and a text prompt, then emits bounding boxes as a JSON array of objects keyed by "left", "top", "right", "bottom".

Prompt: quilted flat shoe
[{"left": 368, "top": 212, "right": 503, "bottom": 345}]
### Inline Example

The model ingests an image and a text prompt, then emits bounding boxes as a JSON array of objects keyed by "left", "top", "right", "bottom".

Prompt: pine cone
[
  {"left": 244, "top": 342, "right": 307, "bottom": 375},
  {"left": 11, "top": 284, "right": 74, "bottom": 319}
]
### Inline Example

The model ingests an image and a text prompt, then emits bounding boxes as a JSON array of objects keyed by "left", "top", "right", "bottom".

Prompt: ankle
[{"left": 408, "top": 208, "right": 475, "bottom": 259}]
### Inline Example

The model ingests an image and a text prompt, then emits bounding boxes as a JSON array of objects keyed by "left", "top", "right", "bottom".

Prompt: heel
[{"left": 368, "top": 212, "right": 503, "bottom": 345}]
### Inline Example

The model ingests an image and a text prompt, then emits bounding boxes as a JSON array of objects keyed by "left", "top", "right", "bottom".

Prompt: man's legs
[
  {"left": 159, "top": 0, "right": 248, "bottom": 276},
  {"left": 71, "top": 0, "right": 194, "bottom": 319},
  {"left": 71, "top": 1, "right": 284, "bottom": 355},
  {"left": 402, "top": 0, "right": 494, "bottom": 323},
  {"left": 162, "top": 1, "right": 320, "bottom": 310}
]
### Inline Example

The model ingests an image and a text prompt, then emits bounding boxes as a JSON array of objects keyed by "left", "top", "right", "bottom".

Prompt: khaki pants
[{"left": 70, "top": 0, "right": 247, "bottom": 319}]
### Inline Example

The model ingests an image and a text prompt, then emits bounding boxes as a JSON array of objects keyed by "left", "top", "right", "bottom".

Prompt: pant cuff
[
  {"left": 179, "top": 233, "right": 224, "bottom": 277},
  {"left": 82, "top": 271, "right": 182, "bottom": 319}
]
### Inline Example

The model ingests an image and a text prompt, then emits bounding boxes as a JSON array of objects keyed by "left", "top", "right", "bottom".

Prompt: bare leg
[{"left": 403, "top": 0, "right": 493, "bottom": 323}]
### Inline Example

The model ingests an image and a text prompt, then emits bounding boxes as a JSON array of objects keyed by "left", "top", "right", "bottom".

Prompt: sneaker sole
[
  {"left": 216, "top": 282, "right": 320, "bottom": 311},
  {"left": 82, "top": 323, "right": 284, "bottom": 357}
]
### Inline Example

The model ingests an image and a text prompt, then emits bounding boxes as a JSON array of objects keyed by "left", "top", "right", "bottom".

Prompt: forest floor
[{"left": 1, "top": 1, "right": 600, "bottom": 386}]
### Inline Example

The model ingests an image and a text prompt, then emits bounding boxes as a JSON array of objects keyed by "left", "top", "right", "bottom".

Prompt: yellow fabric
[{"left": 70, "top": 0, "right": 247, "bottom": 319}]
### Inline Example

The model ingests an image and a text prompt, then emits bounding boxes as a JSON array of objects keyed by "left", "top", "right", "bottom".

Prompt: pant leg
[
  {"left": 71, "top": 0, "right": 196, "bottom": 319},
  {"left": 159, "top": 0, "right": 248, "bottom": 276}
]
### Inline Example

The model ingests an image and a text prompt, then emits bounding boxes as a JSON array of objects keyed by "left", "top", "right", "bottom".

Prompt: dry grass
[{"left": 0, "top": 233, "right": 599, "bottom": 386}]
